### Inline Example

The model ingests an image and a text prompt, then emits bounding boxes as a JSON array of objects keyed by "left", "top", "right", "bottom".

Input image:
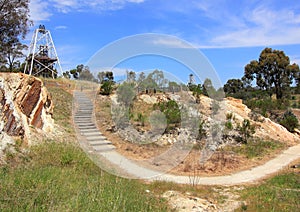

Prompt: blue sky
[{"left": 27, "top": 0, "right": 300, "bottom": 85}]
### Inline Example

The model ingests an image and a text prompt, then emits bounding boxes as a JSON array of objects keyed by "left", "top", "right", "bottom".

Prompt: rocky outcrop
[
  {"left": 219, "top": 96, "right": 299, "bottom": 143},
  {"left": 133, "top": 92, "right": 300, "bottom": 145},
  {"left": 162, "top": 190, "right": 219, "bottom": 211},
  {"left": 0, "top": 73, "right": 54, "bottom": 150}
]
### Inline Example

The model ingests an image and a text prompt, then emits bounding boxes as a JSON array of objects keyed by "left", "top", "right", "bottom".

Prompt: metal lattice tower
[{"left": 24, "top": 25, "right": 62, "bottom": 78}]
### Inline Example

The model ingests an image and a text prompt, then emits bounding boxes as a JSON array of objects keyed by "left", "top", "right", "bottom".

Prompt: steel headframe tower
[{"left": 24, "top": 25, "right": 62, "bottom": 78}]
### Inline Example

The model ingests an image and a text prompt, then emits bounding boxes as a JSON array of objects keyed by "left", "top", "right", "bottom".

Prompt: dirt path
[{"left": 74, "top": 91, "right": 300, "bottom": 185}]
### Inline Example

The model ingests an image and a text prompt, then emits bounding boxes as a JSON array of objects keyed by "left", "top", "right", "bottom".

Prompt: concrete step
[
  {"left": 76, "top": 122, "right": 94, "bottom": 125},
  {"left": 76, "top": 114, "right": 92, "bottom": 117},
  {"left": 74, "top": 117, "right": 93, "bottom": 121},
  {"left": 75, "top": 116, "right": 92, "bottom": 120},
  {"left": 89, "top": 140, "right": 112, "bottom": 146},
  {"left": 74, "top": 116, "right": 91, "bottom": 119},
  {"left": 77, "top": 123, "right": 96, "bottom": 126},
  {"left": 77, "top": 110, "right": 93, "bottom": 112},
  {"left": 79, "top": 128, "right": 100, "bottom": 133},
  {"left": 75, "top": 118, "right": 92, "bottom": 124},
  {"left": 76, "top": 112, "right": 92, "bottom": 114},
  {"left": 76, "top": 110, "right": 93, "bottom": 113},
  {"left": 92, "top": 145, "right": 116, "bottom": 152},
  {"left": 78, "top": 125, "right": 97, "bottom": 130},
  {"left": 74, "top": 115, "right": 92, "bottom": 117},
  {"left": 86, "top": 136, "right": 107, "bottom": 141},
  {"left": 75, "top": 115, "right": 92, "bottom": 118},
  {"left": 75, "top": 119, "right": 92, "bottom": 121},
  {"left": 83, "top": 132, "right": 103, "bottom": 136}
]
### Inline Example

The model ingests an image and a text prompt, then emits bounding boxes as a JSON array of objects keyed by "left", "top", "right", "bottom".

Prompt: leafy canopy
[
  {"left": 0, "top": 0, "right": 31, "bottom": 71},
  {"left": 243, "top": 47, "right": 300, "bottom": 99}
]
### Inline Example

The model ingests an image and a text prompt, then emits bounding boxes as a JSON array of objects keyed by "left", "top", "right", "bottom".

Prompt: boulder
[
  {"left": 139, "top": 94, "right": 158, "bottom": 104},
  {"left": 0, "top": 73, "right": 54, "bottom": 146}
]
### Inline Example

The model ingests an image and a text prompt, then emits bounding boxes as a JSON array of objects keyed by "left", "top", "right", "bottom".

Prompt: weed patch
[
  {"left": 239, "top": 172, "right": 300, "bottom": 211},
  {"left": 229, "top": 139, "right": 285, "bottom": 159}
]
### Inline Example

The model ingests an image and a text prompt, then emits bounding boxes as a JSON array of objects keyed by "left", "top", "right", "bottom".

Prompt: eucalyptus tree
[
  {"left": 243, "top": 48, "right": 300, "bottom": 99},
  {"left": 0, "top": 0, "right": 31, "bottom": 69}
]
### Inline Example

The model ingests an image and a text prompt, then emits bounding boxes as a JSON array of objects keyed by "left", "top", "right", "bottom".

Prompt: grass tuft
[
  {"left": 239, "top": 172, "right": 300, "bottom": 211},
  {"left": 229, "top": 139, "right": 285, "bottom": 159}
]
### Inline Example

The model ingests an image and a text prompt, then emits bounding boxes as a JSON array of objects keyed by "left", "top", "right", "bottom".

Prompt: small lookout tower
[
  {"left": 24, "top": 25, "right": 62, "bottom": 78},
  {"left": 189, "top": 74, "right": 196, "bottom": 85}
]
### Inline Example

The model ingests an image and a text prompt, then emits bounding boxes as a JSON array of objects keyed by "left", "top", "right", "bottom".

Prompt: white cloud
[
  {"left": 155, "top": 1, "right": 300, "bottom": 48},
  {"left": 201, "top": 4, "right": 300, "bottom": 47},
  {"left": 51, "top": 0, "right": 79, "bottom": 13},
  {"left": 127, "top": 0, "right": 144, "bottom": 3},
  {"left": 29, "top": 0, "right": 52, "bottom": 22},
  {"left": 55, "top": 26, "right": 67, "bottom": 30},
  {"left": 49, "top": 0, "right": 145, "bottom": 13},
  {"left": 151, "top": 37, "right": 194, "bottom": 49}
]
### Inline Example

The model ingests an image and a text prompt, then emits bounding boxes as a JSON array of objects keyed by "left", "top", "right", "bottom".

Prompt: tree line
[{"left": 224, "top": 47, "right": 300, "bottom": 101}]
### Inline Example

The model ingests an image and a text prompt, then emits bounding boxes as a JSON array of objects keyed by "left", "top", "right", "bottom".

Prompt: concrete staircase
[{"left": 73, "top": 91, "right": 116, "bottom": 152}]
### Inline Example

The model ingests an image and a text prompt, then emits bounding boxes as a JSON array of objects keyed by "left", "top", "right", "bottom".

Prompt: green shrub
[
  {"left": 237, "top": 119, "right": 255, "bottom": 144},
  {"left": 100, "top": 81, "right": 114, "bottom": 95},
  {"left": 137, "top": 113, "right": 146, "bottom": 126},
  {"left": 278, "top": 110, "right": 299, "bottom": 132},
  {"left": 188, "top": 84, "right": 203, "bottom": 97},
  {"left": 197, "top": 119, "right": 207, "bottom": 140},
  {"left": 226, "top": 112, "right": 234, "bottom": 120},
  {"left": 244, "top": 98, "right": 290, "bottom": 117},
  {"left": 225, "top": 120, "right": 233, "bottom": 130},
  {"left": 153, "top": 100, "right": 181, "bottom": 131}
]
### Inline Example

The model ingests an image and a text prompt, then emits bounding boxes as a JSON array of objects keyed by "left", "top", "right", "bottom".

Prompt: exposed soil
[{"left": 94, "top": 93, "right": 297, "bottom": 177}]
